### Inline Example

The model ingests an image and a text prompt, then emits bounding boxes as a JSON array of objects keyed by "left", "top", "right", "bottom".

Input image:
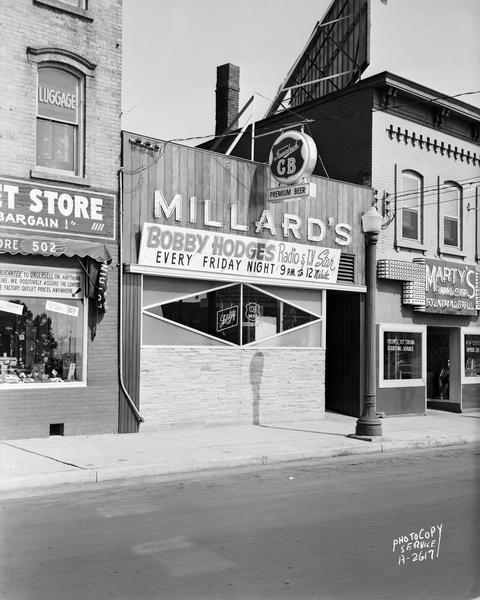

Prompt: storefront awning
[{"left": 0, "top": 233, "right": 111, "bottom": 262}]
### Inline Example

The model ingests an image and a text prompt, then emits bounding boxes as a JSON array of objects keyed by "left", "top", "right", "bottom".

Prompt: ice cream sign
[
  {"left": 378, "top": 258, "right": 480, "bottom": 316},
  {"left": 0, "top": 177, "right": 115, "bottom": 240}
]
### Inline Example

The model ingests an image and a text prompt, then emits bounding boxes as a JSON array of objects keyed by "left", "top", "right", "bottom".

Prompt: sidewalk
[{"left": 1, "top": 410, "right": 479, "bottom": 493}]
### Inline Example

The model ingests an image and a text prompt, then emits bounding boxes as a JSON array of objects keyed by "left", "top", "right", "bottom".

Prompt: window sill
[
  {"left": 0, "top": 382, "right": 86, "bottom": 390},
  {"left": 395, "top": 239, "right": 427, "bottom": 253},
  {"left": 31, "top": 168, "right": 91, "bottom": 187},
  {"left": 439, "top": 246, "right": 467, "bottom": 259},
  {"left": 379, "top": 379, "right": 425, "bottom": 389},
  {"left": 33, "top": 0, "right": 92, "bottom": 21},
  {"left": 462, "top": 377, "right": 480, "bottom": 384}
]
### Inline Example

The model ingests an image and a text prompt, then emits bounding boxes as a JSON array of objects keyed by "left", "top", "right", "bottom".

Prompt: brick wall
[
  {"left": 0, "top": 0, "right": 121, "bottom": 439},
  {"left": 0, "top": 251, "right": 119, "bottom": 440},
  {"left": 215, "top": 63, "right": 240, "bottom": 136},
  {"left": 372, "top": 110, "right": 480, "bottom": 270},
  {"left": 139, "top": 347, "right": 325, "bottom": 429},
  {"left": 224, "top": 88, "right": 374, "bottom": 185},
  {"left": 0, "top": 0, "right": 122, "bottom": 189}
]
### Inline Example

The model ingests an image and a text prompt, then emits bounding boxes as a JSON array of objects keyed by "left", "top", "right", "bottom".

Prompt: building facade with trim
[
  {"left": 209, "top": 71, "right": 480, "bottom": 416},
  {"left": 0, "top": 0, "right": 122, "bottom": 439}
]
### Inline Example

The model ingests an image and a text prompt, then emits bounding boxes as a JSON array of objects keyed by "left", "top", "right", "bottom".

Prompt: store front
[
  {"left": 376, "top": 257, "right": 480, "bottom": 415},
  {"left": 0, "top": 177, "right": 118, "bottom": 439},
  {"left": 120, "top": 134, "right": 372, "bottom": 431}
]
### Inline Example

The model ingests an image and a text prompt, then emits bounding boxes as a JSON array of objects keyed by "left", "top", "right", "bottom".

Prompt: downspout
[{"left": 118, "top": 167, "right": 144, "bottom": 424}]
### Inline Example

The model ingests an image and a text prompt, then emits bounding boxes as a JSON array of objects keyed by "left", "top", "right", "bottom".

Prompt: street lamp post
[{"left": 355, "top": 206, "right": 383, "bottom": 437}]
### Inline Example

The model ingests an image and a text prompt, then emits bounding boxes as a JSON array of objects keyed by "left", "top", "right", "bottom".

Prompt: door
[
  {"left": 325, "top": 291, "right": 363, "bottom": 416},
  {"left": 427, "top": 328, "right": 449, "bottom": 400}
]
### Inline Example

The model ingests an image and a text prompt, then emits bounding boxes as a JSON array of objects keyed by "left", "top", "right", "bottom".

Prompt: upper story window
[
  {"left": 401, "top": 171, "right": 423, "bottom": 242},
  {"left": 33, "top": 0, "right": 90, "bottom": 19},
  {"left": 442, "top": 182, "right": 462, "bottom": 248},
  {"left": 36, "top": 66, "right": 83, "bottom": 176}
]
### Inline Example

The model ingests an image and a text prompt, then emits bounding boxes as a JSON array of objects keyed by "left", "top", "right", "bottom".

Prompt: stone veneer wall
[{"left": 139, "top": 347, "right": 325, "bottom": 429}]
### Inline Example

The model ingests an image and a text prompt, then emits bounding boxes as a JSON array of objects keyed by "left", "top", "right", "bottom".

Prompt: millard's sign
[
  {"left": 0, "top": 177, "right": 115, "bottom": 240},
  {"left": 269, "top": 130, "right": 317, "bottom": 186},
  {"left": 138, "top": 223, "right": 341, "bottom": 287}
]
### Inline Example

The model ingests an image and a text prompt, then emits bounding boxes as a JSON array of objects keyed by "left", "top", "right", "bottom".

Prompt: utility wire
[{"left": 122, "top": 87, "right": 480, "bottom": 178}]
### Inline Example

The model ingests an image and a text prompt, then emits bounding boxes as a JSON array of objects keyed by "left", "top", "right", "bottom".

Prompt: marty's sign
[
  {"left": 0, "top": 177, "right": 115, "bottom": 240},
  {"left": 378, "top": 258, "right": 480, "bottom": 316},
  {"left": 138, "top": 223, "right": 341, "bottom": 287}
]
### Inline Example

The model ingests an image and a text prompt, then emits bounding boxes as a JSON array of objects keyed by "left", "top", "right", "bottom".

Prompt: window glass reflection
[
  {"left": 0, "top": 297, "right": 84, "bottom": 384},
  {"left": 383, "top": 331, "right": 422, "bottom": 380},
  {"left": 150, "top": 284, "right": 319, "bottom": 346},
  {"left": 465, "top": 334, "right": 480, "bottom": 377}
]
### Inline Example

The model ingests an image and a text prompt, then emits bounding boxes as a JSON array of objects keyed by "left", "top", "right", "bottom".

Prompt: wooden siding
[{"left": 122, "top": 134, "right": 370, "bottom": 288}]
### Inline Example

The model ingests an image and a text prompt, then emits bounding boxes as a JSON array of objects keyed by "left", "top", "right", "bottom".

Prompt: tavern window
[
  {"left": 400, "top": 171, "right": 423, "bottom": 242},
  {"left": 142, "top": 278, "right": 324, "bottom": 348},
  {"left": 36, "top": 66, "right": 83, "bottom": 176}
]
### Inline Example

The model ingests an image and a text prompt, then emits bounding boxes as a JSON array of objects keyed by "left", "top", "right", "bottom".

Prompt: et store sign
[{"left": 0, "top": 177, "right": 115, "bottom": 240}]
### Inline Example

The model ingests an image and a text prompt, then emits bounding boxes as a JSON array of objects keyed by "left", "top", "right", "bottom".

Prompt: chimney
[{"left": 215, "top": 63, "right": 240, "bottom": 137}]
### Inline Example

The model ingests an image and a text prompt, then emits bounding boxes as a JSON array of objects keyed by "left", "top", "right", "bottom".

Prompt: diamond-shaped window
[{"left": 145, "top": 284, "right": 320, "bottom": 346}]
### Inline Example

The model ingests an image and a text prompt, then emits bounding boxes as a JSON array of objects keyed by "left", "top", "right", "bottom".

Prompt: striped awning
[{"left": 0, "top": 232, "right": 111, "bottom": 262}]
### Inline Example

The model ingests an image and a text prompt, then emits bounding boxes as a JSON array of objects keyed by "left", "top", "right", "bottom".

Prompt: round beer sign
[{"left": 269, "top": 130, "right": 317, "bottom": 185}]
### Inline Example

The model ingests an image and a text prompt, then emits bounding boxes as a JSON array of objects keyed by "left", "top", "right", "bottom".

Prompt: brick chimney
[{"left": 215, "top": 63, "right": 240, "bottom": 136}]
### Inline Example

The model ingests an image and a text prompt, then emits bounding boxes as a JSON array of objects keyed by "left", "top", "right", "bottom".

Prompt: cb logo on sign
[{"left": 269, "top": 130, "right": 317, "bottom": 186}]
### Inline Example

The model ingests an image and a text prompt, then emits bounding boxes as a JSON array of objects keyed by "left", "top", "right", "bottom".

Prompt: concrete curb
[{"left": 2, "top": 434, "right": 478, "bottom": 493}]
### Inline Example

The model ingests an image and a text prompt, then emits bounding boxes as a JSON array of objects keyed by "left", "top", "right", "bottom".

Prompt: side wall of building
[{"left": 0, "top": 0, "right": 122, "bottom": 439}]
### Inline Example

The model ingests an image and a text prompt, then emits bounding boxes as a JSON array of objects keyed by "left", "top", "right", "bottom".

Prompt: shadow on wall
[{"left": 250, "top": 351, "right": 264, "bottom": 425}]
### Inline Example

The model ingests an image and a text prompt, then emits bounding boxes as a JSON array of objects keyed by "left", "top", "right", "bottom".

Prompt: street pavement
[
  {"left": 1, "top": 409, "right": 479, "bottom": 493},
  {"left": 2, "top": 445, "right": 479, "bottom": 600}
]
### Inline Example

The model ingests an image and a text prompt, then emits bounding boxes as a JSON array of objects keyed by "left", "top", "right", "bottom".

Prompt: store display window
[
  {"left": 0, "top": 264, "right": 85, "bottom": 386},
  {"left": 463, "top": 329, "right": 480, "bottom": 381},
  {"left": 143, "top": 280, "right": 322, "bottom": 347},
  {"left": 379, "top": 324, "right": 426, "bottom": 388}
]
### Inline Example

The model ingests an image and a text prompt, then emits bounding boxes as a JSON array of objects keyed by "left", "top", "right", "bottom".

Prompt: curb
[{"left": 2, "top": 435, "right": 478, "bottom": 493}]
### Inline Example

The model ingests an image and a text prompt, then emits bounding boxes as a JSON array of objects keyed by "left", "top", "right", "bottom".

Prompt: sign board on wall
[
  {"left": 138, "top": 223, "right": 341, "bottom": 287},
  {"left": 378, "top": 258, "right": 480, "bottom": 316},
  {"left": 0, "top": 265, "right": 83, "bottom": 299},
  {"left": 269, "top": 131, "right": 317, "bottom": 186},
  {"left": 0, "top": 177, "right": 115, "bottom": 240}
]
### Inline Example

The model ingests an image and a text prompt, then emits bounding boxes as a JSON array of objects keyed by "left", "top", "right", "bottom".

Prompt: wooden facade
[
  {"left": 121, "top": 135, "right": 371, "bottom": 276},
  {"left": 120, "top": 133, "right": 372, "bottom": 431}
]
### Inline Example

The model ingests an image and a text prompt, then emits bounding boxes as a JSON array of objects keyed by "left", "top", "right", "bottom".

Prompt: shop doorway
[
  {"left": 325, "top": 291, "right": 363, "bottom": 417},
  {"left": 427, "top": 327, "right": 460, "bottom": 412},
  {"left": 427, "top": 328, "right": 449, "bottom": 400}
]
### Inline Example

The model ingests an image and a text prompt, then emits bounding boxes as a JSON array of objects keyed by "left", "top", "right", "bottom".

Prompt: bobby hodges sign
[
  {"left": 138, "top": 223, "right": 341, "bottom": 287},
  {"left": 378, "top": 258, "right": 480, "bottom": 316},
  {"left": 0, "top": 177, "right": 115, "bottom": 240}
]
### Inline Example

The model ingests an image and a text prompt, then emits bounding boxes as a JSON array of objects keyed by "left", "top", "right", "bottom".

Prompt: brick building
[
  {"left": 206, "top": 70, "right": 480, "bottom": 416},
  {"left": 0, "top": 0, "right": 123, "bottom": 439}
]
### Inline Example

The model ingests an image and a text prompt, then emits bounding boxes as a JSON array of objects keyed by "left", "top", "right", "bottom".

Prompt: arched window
[
  {"left": 401, "top": 170, "right": 423, "bottom": 242},
  {"left": 442, "top": 182, "right": 462, "bottom": 248},
  {"left": 36, "top": 65, "right": 83, "bottom": 175}
]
